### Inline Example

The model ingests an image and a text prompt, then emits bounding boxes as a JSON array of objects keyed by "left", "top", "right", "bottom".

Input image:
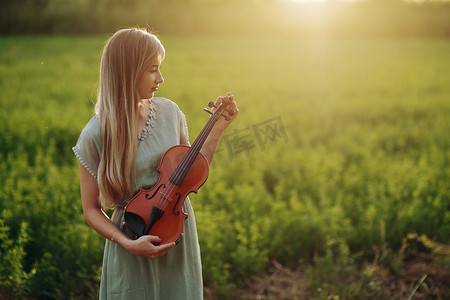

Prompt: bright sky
[{"left": 290, "top": 0, "right": 329, "bottom": 2}]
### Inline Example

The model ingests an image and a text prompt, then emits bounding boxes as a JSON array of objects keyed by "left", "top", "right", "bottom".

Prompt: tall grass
[{"left": 0, "top": 35, "right": 449, "bottom": 298}]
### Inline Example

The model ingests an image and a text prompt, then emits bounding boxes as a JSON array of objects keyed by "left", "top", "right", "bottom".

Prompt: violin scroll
[{"left": 204, "top": 98, "right": 235, "bottom": 121}]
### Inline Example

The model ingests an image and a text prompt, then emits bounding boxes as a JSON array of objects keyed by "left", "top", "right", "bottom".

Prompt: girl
[{"left": 73, "top": 27, "right": 238, "bottom": 299}]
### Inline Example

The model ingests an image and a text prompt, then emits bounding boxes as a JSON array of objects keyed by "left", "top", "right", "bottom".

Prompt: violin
[{"left": 124, "top": 98, "right": 234, "bottom": 244}]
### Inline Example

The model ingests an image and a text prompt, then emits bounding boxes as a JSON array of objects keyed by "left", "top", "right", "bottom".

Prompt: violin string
[
  {"left": 152, "top": 101, "right": 227, "bottom": 217},
  {"left": 143, "top": 102, "right": 227, "bottom": 230},
  {"left": 138, "top": 101, "right": 230, "bottom": 233},
  {"left": 169, "top": 109, "right": 218, "bottom": 187},
  {"left": 172, "top": 107, "right": 220, "bottom": 185},
  {"left": 161, "top": 106, "right": 222, "bottom": 211},
  {"left": 161, "top": 115, "right": 215, "bottom": 210}
]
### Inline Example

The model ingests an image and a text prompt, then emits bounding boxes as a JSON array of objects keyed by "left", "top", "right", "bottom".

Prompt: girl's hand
[
  {"left": 211, "top": 92, "right": 239, "bottom": 133},
  {"left": 125, "top": 235, "right": 175, "bottom": 258}
]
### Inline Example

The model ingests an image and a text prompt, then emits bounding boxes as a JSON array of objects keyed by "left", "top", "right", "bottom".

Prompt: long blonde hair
[{"left": 95, "top": 28, "right": 165, "bottom": 209}]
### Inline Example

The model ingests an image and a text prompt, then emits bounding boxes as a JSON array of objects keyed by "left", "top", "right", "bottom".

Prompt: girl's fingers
[
  {"left": 143, "top": 235, "right": 162, "bottom": 245},
  {"left": 136, "top": 236, "right": 175, "bottom": 258},
  {"left": 150, "top": 242, "right": 175, "bottom": 258},
  {"left": 157, "top": 242, "right": 176, "bottom": 253}
]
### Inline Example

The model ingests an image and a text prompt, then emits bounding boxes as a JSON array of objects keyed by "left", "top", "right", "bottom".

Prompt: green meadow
[{"left": 1, "top": 34, "right": 449, "bottom": 298}]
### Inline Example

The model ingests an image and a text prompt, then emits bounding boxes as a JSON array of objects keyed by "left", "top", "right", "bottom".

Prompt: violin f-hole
[
  {"left": 145, "top": 184, "right": 165, "bottom": 200},
  {"left": 172, "top": 192, "right": 182, "bottom": 216}
]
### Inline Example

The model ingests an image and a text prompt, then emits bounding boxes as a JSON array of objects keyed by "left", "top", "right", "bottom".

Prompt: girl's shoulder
[
  {"left": 152, "top": 97, "right": 182, "bottom": 112},
  {"left": 80, "top": 115, "right": 101, "bottom": 143}
]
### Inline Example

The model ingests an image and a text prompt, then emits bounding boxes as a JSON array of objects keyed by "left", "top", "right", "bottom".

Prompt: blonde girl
[{"left": 73, "top": 27, "right": 238, "bottom": 299}]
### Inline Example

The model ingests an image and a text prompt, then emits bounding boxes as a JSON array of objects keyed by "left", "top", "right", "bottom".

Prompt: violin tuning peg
[
  {"left": 227, "top": 109, "right": 235, "bottom": 116},
  {"left": 203, "top": 108, "right": 213, "bottom": 115},
  {"left": 208, "top": 101, "right": 217, "bottom": 108},
  {"left": 221, "top": 113, "right": 231, "bottom": 121}
]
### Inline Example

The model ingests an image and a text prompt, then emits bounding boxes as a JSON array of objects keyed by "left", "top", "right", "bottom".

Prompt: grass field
[{"left": 1, "top": 35, "right": 449, "bottom": 299}]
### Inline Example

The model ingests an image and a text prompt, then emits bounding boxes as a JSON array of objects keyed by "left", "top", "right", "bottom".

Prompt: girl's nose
[{"left": 157, "top": 72, "right": 164, "bottom": 84}]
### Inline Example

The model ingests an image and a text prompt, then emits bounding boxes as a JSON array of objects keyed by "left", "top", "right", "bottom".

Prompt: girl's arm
[
  {"left": 200, "top": 93, "right": 238, "bottom": 164},
  {"left": 79, "top": 162, "right": 175, "bottom": 258}
]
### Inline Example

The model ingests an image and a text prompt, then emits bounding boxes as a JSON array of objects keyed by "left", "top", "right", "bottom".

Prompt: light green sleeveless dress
[{"left": 73, "top": 98, "right": 203, "bottom": 299}]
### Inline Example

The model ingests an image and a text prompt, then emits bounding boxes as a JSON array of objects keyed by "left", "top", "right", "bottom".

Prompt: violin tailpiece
[{"left": 143, "top": 206, "right": 165, "bottom": 236}]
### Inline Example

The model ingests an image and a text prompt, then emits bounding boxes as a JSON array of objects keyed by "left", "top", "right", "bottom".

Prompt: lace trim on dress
[
  {"left": 138, "top": 99, "right": 157, "bottom": 141},
  {"left": 72, "top": 145, "right": 98, "bottom": 179}
]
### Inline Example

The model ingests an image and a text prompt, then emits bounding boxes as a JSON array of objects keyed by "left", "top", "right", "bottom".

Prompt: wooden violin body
[
  {"left": 124, "top": 145, "right": 208, "bottom": 244},
  {"left": 124, "top": 99, "right": 234, "bottom": 244}
]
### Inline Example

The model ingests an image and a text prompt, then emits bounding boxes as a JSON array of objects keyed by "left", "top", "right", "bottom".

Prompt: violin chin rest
[{"left": 124, "top": 211, "right": 146, "bottom": 238}]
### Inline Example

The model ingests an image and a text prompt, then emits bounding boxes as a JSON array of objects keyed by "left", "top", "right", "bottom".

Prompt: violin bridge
[{"left": 160, "top": 192, "right": 173, "bottom": 202}]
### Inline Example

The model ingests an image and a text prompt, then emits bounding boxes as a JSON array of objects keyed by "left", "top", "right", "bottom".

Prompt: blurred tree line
[{"left": 1, "top": 0, "right": 450, "bottom": 37}]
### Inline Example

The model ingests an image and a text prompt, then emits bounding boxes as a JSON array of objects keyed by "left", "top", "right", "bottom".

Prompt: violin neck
[{"left": 169, "top": 107, "right": 224, "bottom": 186}]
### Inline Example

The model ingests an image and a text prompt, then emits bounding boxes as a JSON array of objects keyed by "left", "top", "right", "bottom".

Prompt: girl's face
[{"left": 137, "top": 59, "right": 164, "bottom": 99}]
